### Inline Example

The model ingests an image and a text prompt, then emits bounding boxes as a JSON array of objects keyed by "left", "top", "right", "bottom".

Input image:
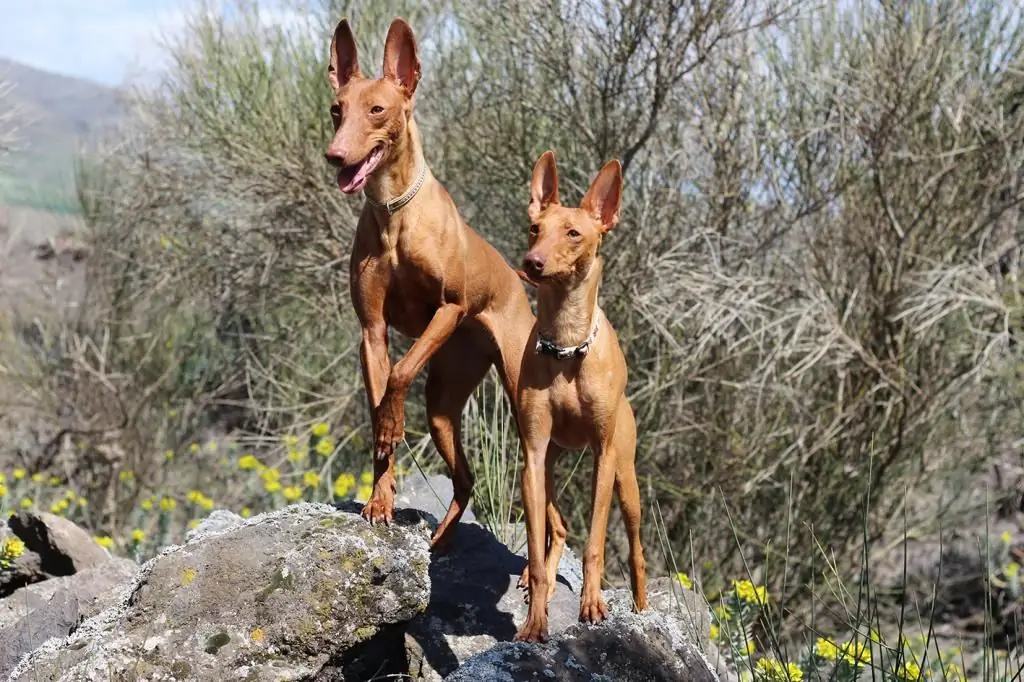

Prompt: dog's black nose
[{"left": 523, "top": 253, "right": 545, "bottom": 278}]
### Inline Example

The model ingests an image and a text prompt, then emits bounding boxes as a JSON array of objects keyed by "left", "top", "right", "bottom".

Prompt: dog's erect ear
[
  {"left": 329, "top": 19, "right": 361, "bottom": 91},
  {"left": 581, "top": 159, "right": 623, "bottom": 232},
  {"left": 528, "top": 150, "right": 560, "bottom": 222},
  {"left": 383, "top": 17, "right": 421, "bottom": 95}
]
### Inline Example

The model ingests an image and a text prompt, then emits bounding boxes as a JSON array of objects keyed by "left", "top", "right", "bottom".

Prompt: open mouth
[{"left": 336, "top": 143, "right": 386, "bottom": 194}]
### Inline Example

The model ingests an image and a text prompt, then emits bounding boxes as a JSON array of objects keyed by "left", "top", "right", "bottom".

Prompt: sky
[{"left": 0, "top": 0, "right": 196, "bottom": 85}]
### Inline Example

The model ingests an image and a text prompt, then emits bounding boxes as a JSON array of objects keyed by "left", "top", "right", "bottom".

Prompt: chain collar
[
  {"left": 365, "top": 163, "right": 427, "bottom": 216},
  {"left": 536, "top": 314, "right": 601, "bottom": 361}
]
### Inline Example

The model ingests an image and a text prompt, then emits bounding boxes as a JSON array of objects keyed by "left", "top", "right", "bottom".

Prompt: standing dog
[
  {"left": 324, "top": 17, "right": 535, "bottom": 550},
  {"left": 513, "top": 151, "right": 647, "bottom": 643}
]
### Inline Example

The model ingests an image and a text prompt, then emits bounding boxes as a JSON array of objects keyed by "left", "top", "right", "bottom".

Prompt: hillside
[{"left": 0, "top": 58, "right": 124, "bottom": 211}]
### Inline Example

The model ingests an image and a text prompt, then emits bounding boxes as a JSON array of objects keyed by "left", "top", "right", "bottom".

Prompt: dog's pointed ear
[
  {"left": 383, "top": 17, "right": 421, "bottom": 95},
  {"left": 329, "top": 19, "right": 361, "bottom": 91},
  {"left": 528, "top": 150, "right": 560, "bottom": 222},
  {"left": 581, "top": 159, "right": 623, "bottom": 232}
]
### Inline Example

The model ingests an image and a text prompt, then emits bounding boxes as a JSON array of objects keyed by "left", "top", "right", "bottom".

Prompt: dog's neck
[
  {"left": 536, "top": 257, "right": 602, "bottom": 349},
  {"left": 364, "top": 117, "right": 426, "bottom": 209}
]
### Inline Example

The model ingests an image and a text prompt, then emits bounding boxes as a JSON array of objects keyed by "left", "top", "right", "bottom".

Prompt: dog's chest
[{"left": 545, "top": 368, "right": 617, "bottom": 449}]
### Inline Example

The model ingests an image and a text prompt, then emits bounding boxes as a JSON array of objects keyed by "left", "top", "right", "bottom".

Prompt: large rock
[
  {"left": 394, "top": 471, "right": 477, "bottom": 525},
  {"left": 0, "top": 558, "right": 137, "bottom": 679},
  {"left": 404, "top": 522, "right": 581, "bottom": 681},
  {"left": 444, "top": 599, "right": 721, "bottom": 682},
  {"left": 8, "top": 511, "right": 111, "bottom": 576},
  {"left": 7, "top": 503, "right": 433, "bottom": 682}
]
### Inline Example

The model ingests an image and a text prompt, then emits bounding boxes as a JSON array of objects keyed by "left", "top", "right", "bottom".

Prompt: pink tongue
[{"left": 337, "top": 148, "right": 382, "bottom": 194}]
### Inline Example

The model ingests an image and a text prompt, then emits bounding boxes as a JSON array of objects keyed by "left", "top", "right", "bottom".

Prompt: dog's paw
[
  {"left": 373, "top": 400, "right": 406, "bottom": 459},
  {"left": 578, "top": 594, "right": 609, "bottom": 625},
  {"left": 360, "top": 487, "right": 394, "bottom": 526},
  {"left": 513, "top": 613, "right": 549, "bottom": 644}
]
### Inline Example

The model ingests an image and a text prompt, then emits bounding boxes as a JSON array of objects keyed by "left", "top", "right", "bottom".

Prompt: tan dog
[
  {"left": 512, "top": 151, "right": 647, "bottom": 643},
  {"left": 324, "top": 17, "right": 535, "bottom": 550}
]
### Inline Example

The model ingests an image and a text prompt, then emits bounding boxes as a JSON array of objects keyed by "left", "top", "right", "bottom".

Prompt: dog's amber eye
[
  {"left": 370, "top": 105, "right": 385, "bottom": 115},
  {"left": 528, "top": 224, "right": 539, "bottom": 236},
  {"left": 568, "top": 229, "right": 581, "bottom": 238}
]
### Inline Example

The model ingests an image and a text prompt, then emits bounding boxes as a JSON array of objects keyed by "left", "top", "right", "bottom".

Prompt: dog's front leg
[
  {"left": 514, "top": 418, "right": 553, "bottom": 643},
  {"left": 374, "top": 303, "right": 464, "bottom": 459},
  {"left": 358, "top": 320, "right": 397, "bottom": 525}
]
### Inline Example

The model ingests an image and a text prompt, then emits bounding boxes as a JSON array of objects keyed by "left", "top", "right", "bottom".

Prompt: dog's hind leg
[{"left": 424, "top": 333, "right": 493, "bottom": 552}]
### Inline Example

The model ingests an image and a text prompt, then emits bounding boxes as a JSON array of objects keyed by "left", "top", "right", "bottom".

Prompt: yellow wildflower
[
  {"left": 712, "top": 604, "right": 732, "bottom": 622},
  {"left": 31, "top": 473, "right": 43, "bottom": 484},
  {"left": 140, "top": 497, "right": 154, "bottom": 511},
  {"left": 733, "top": 579, "right": 768, "bottom": 606},
  {"left": 164, "top": 449, "right": 175, "bottom": 461},
  {"left": 187, "top": 491, "right": 215, "bottom": 511},
  {"left": 709, "top": 624, "right": 720, "bottom": 641},
  {"left": 0, "top": 537, "right": 25, "bottom": 567},
  {"left": 755, "top": 658, "right": 803, "bottom": 682},
  {"left": 238, "top": 454, "right": 262, "bottom": 470},
  {"left": 282, "top": 434, "right": 299, "bottom": 448},
  {"left": 130, "top": 529, "right": 146, "bottom": 543},
  {"left": 48, "top": 476, "right": 61, "bottom": 486},
  {"left": 77, "top": 497, "right": 87, "bottom": 507},
  {"left": 944, "top": 663, "right": 962, "bottom": 681},
  {"left": 265, "top": 480, "right": 282, "bottom": 494},
  {"left": 314, "top": 438, "right": 334, "bottom": 456},
  {"left": 356, "top": 484, "right": 373, "bottom": 502},
  {"left": 188, "top": 519, "right": 201, "bottom": 529},
  {"left": 675, "top": 571, "right": 693, "bottom": 589},
  {"left": 1005, "top": 561, "right": 1020, "bottom": 579},
  {"left": 159, "top": 497, "right": 177, "bottom": 512},
  {"left": 168, "top": 409, "right": 177, "bottom": 418},
  {"left": 745, "top": 640, "right": 757, "bottom": 656},
  {"left": 283, "top": 486, "right": 303, "bottom": 502},
  {"left": 19, "top": 497, "right": 32, "bottom": 510},
  {"left": 1001, "top": 530, "right": 1013, "bottom": 545},
  {"left": 189, "top": 443, "right": 200, "bottom": 454},
  {"left": 0, "top": 483, "right": 6, "bottom": 497},
  {"left": 50, "top": 499, "right": 69, "bottom": 515},
  {"left": 333, "top": 472, "right": 356, "bottom": 498},
  {"left": 13, "top": 468, "right": 25, "bottom": 480},
  {"left": 841, "top": 640, "right": 870, "bottom": 667},
  {"left": 287, "top": 449, "right": 304, "bottom": 463},
  {"left": 311, "top": 422, "right": 330, "bottom": 438},
  {"left": 251, "top": 627, "right": 266, "bottom": 644},
  {"left": 360, "top": 470, "right": 373, "bottom": 485},
  {"left": 895, "top": 661, "right": 922, "bottom": 682},
  {"left": 205, "top": 440, "right": 218, "bottom": 452},
  {"left": 303, "top": 471, "right": 321, "bottom": 488},
  {"left": 261, "top": 468, "right": 280, "bottom": 483},
  {"left": 119, "top": 470, "right": 135, "bottom": 482},
  {"left": 94, "top": 535, "right": 115, "bottom": 550},
  {"left": 815, "top": 638, "right": 839, "bottom": 661},
  {"left": 0, "top": 473, "right": 5, "bottom": 484},
  {"left": 240, "top": 507, "right": 252, "bottom": 518}
]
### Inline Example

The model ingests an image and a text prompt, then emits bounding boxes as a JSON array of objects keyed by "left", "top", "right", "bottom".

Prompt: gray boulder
[
  {"left": 6, "top": 503, "right": 433, "bottom": 682},
  {"left": 394, "top": 470, "right": 477, "bottom": 525},
  {"left": 8, "top": 511, "right": 111, "bottom": 576},
  {"left": 405, "top": 522, "right": 582, "bottom": 681},
  {"left": 444, "top": 599, "right": 720, "bottom": 682},
  {"left": 0, "top": 558, "right": 137, "bottom": 679}
]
